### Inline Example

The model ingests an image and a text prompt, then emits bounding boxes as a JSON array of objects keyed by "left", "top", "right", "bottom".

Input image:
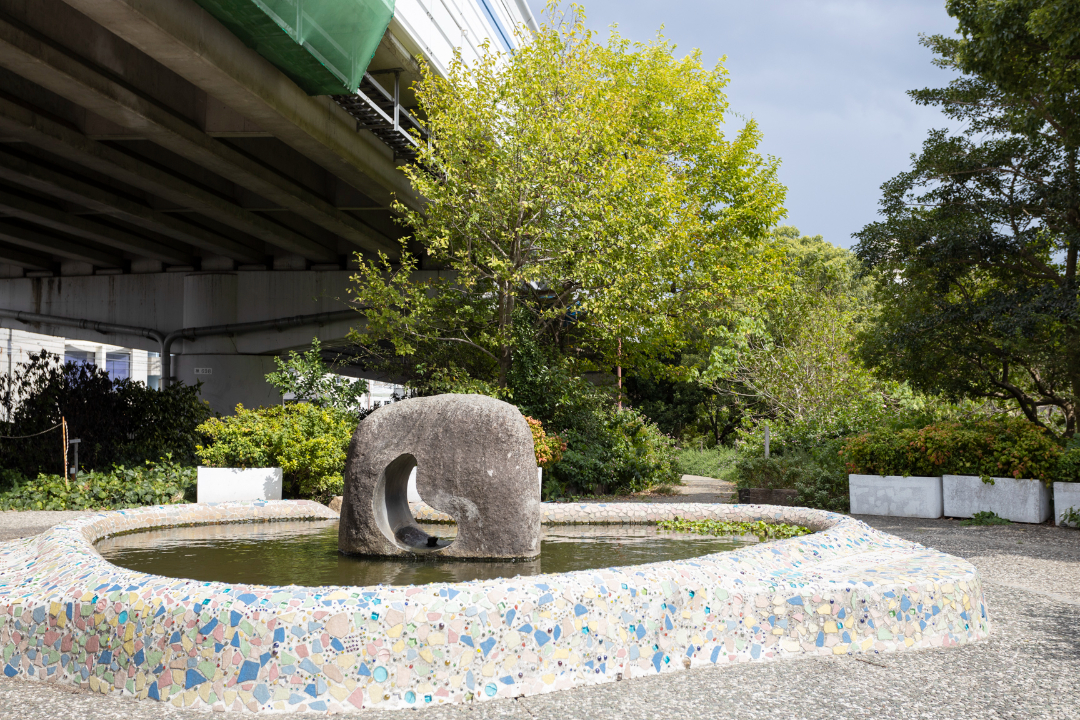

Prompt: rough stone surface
[
  {"left": 339, "top": 394, "right": 541, "bottom": 559},
  {"left": 943, "top": 474, "right": 1051, "bottom": 523},
  {"left": 849, "top": 474, "right": 943, "bottom": 518}
]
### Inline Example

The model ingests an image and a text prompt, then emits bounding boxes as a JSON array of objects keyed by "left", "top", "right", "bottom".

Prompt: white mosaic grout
[{"left": 0, "top": 501, "right": 989, "bottom": 712}]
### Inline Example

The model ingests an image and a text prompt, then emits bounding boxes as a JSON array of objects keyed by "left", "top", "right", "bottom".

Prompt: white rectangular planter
[
  {"left": 848, "top": 475, "right": 943, "bottom": 518},
  {"left": 943, "top": 475, "right": 1050, "bottom": 523},
  {"left": 1054, "top": 482, "right": 1080, "bottom": 527},
  {"left": 197, "top": 467, "right": 283, "bottom": 504}
]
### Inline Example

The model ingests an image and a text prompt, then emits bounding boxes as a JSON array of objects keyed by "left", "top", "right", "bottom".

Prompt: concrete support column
[
  {"left": 182, "top": 273, "right": 238, "bottom": 353},
  {"left": 174, "top": 354, "right": 281, "bottom": 413}
]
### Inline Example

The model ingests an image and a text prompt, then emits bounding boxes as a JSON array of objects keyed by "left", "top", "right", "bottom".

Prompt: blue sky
[{"left": 524, "top": 0, "right": 963, "bottom": 248}]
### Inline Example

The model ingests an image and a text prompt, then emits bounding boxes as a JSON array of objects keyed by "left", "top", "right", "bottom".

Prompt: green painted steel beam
[{"left": 190, "top": 0, "right": 393, "bottom": 95}]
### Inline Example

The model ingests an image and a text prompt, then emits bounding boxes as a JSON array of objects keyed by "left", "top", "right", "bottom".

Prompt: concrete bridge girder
[{"left": 0, "top": 270, "right": 375, "bottom": 355}]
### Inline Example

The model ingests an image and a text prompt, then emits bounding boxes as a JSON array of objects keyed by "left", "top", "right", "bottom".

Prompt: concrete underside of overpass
[{"left": 0, "top": 0, "right": 435, "bottom": 413}]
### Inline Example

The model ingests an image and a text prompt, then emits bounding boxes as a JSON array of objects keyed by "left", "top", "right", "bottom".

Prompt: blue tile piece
[
  {"left": 253, "top": 684, "right": 271, "bottom": 705},
  {"left": 480, "top": 637, "right": 496, "bottom": 657},
  {"left": 238, "top": 660, "right": 260, "bottom": 683},
  {"left": 505, "top": 609, "right": 515, "bottom": 626},
  {"left": 304, "top": 683, "right": 317, "bottom": 698},
  {"left": 230, "top": 633, "right": 240, "bottom": 649},
  {"left": 787, "top": 597, "right": 803, "bottom": 605},
  {"left": 751, "top": 643, "right": 761, "bottom": 660},
  {"left": 230, "top": 611, "right": 242, "bottom": 627},
  {"left": 651, "top": 651, "right": 664, "bottom": 673},
  {"left": 330, "top": 638, "right": 344, "bottom": 651},
  {"left": 815, "top": 631, "right": 825, "bottom": 647},
  {"left": 685, "top": 645, "right": 694, "bottom": 657},
  {"left": 185, "top": 669, "right": 207, "bottom": 689},
  {"left": 537, "top": 593, "right": 553, "bottom": 605},
  {"left": 97, "top": 650, "right": 112, "bottom": 666},
  {"left": 309, "top": 701, "right": 327, "bottom": 711},
  {"left": 636, "top": 625, "right": 646, "bottom": 640},
  {"left": 553, "top": 625, "right": 561, "bottom": 641},
  {"left": 299, "top": 658, "right": 320, "bottom": 675},
  {"left": 460, "top": 635, "right": 474, "bottom": 648},
  {"left": 500, "top": 675, "right": 514, "bottom": 684},
  {"left": 236, "top": 593, "right": 258, "bottom": 605},
  {"left": 465, "top": 670, "right": 475, "bottom": 690},
  {"left": 534, "top": 630, "right": 550, "bottom": 646},
  {"left": 288, "top": 693, "right": 305, "bottom": 705},
  {"left": 358, "top": 663, "right": 371, "bottom": 677},
  {"left": 710, "top": 646, "right": 722, "bottom": 663},
  {"left": 519, "top": 623, "right": 533, "bottom": 634},
  {"left": 274, "top": 627, "right": 285, "bottom": 643},
  {"left": 3, "top": 665, "right": 16, "bottom": 678},
  {"left": 574, "top": 603, "right": 588, "bottom": 617},
  {"left": 147, "top": 681, "right": 159, "bottom": 700}
]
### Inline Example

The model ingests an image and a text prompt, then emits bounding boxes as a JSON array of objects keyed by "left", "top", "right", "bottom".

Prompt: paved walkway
[{"left": 0, "top": 511, "right": 1077, "bottom": 719}]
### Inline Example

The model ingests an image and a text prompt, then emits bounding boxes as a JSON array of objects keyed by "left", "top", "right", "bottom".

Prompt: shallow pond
[{"left": 96, "top": 520, "right": 757, "bottom": 586}]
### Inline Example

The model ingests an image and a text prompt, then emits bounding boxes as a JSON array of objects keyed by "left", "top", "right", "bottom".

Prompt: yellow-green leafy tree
[{"left": 351, "top": 4, "right": 787, "bottom": 387}]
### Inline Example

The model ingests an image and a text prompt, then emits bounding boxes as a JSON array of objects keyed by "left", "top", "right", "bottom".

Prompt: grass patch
[
  {"left": 658, "top": 516, "right": 813, "bottom": 542},
  {"left": 675, "top": 446, "right": 739, "bottom": 481}
]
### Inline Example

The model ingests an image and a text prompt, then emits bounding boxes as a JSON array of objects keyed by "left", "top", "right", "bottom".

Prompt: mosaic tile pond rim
[{"left": 0, "top": 501, "right": 989, "bottom": 713}]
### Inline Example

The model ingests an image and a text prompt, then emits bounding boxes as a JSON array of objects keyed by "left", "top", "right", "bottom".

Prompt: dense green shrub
[
  {"left": 544, "top": 407, "right": 679, "bottom": 498},
  {"left": 841, "top": 417, "right": 1063, "bottom": 482},
  {"left": 1056, "top": 438, "right": 1080, "bottom": 483},
  {"left": 0, "top": 351, "right": 211, "bottom": 475},
  {"left": 733, "top": 445, "right": 850, "bottom": 513},
  {"left": 0, "top": 460, "right": 195, "bottom": 511},
  {"left": 197, "top": 403, "right": 356, "bottom": 502}
]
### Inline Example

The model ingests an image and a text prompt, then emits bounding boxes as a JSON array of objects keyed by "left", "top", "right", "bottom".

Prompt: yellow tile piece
[
  {"left": 387, "top": 624, "right": 403, "bottom": 638},
  {"left": 419, "top": 648, "right": 434, "bottom": 664},
  {"left": 542, "top": 673, "right": 556, "bottom": 685},
  {"left": 816, "top": 605, "right": 831, "bottom": 615},
  {"left": 482, "top": 663, "right": 495, "bottom": 677},
  {"left": 392, "top": 640, "right": 405, "bottom": 654},
  {"left": 335, "top": 653, "right": 356, "bottom": 668},
  {"left": 824, "top": 621, "right": 838, "bottom": 633}
]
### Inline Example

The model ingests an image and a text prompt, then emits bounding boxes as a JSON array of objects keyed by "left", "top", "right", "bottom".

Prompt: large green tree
[
  {"left": 699, "top": 228, "right": 893, "bottom": 443},
  {"left": 854, "top": 0, "right": 1080, "bottom": 437},
  {"left": 351, "top": 5, "right": 786, "bottom": 387}
]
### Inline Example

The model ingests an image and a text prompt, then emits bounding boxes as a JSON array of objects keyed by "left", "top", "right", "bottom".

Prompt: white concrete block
[
  {"left": 197, "top": 467, "right": 282, "bottom": 503},
  {"left": 849, "top": 475, "right": 943, "bottom": 518},
  {"left": 1054, "top": 482, "right": 1080, "bottom": 527},
  {"left": 943, "top": 475, "right": 1051, "bottom": 523}
]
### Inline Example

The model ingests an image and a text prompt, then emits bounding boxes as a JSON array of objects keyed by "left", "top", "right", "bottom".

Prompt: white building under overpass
[{"left": 0, "top": 0, "right": 536, "bottom": 413}]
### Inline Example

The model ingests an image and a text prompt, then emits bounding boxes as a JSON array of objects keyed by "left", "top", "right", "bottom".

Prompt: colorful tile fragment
[{"left": 0, "top": 500, "right": 989, "bottom": 712}]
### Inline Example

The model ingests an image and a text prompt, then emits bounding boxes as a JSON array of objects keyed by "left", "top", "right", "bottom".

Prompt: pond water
[{"left": 96, "top": 520, "right": 758, "bottom": 587}]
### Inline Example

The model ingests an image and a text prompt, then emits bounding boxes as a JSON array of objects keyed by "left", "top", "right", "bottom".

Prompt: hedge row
[{"left": 840, "top": 418, "right": 1076, "bottom": 482}]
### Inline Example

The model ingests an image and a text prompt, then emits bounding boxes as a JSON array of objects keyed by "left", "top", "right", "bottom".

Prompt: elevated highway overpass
[{"left": 0, "top": 0, "right": 534, "bottom": 411}]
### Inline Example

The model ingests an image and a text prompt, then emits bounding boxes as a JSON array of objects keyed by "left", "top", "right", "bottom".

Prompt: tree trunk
[{"left": 497, "top": 283, "right": 514, "bottom": 387}]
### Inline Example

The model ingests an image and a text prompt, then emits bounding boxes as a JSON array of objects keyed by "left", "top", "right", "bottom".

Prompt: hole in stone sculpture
[{"left": 372, "top": 453, "right": 454, "bottom": 553}]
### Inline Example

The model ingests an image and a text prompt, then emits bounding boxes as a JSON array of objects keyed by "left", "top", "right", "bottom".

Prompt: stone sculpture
[{"left": 338, "top": 394, "right": 541, "bottom": 559}]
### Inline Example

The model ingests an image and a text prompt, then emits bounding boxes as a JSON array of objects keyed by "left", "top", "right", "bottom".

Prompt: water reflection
[{"left": 97, "top": 520, "right": 756, "bottom": 587}]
